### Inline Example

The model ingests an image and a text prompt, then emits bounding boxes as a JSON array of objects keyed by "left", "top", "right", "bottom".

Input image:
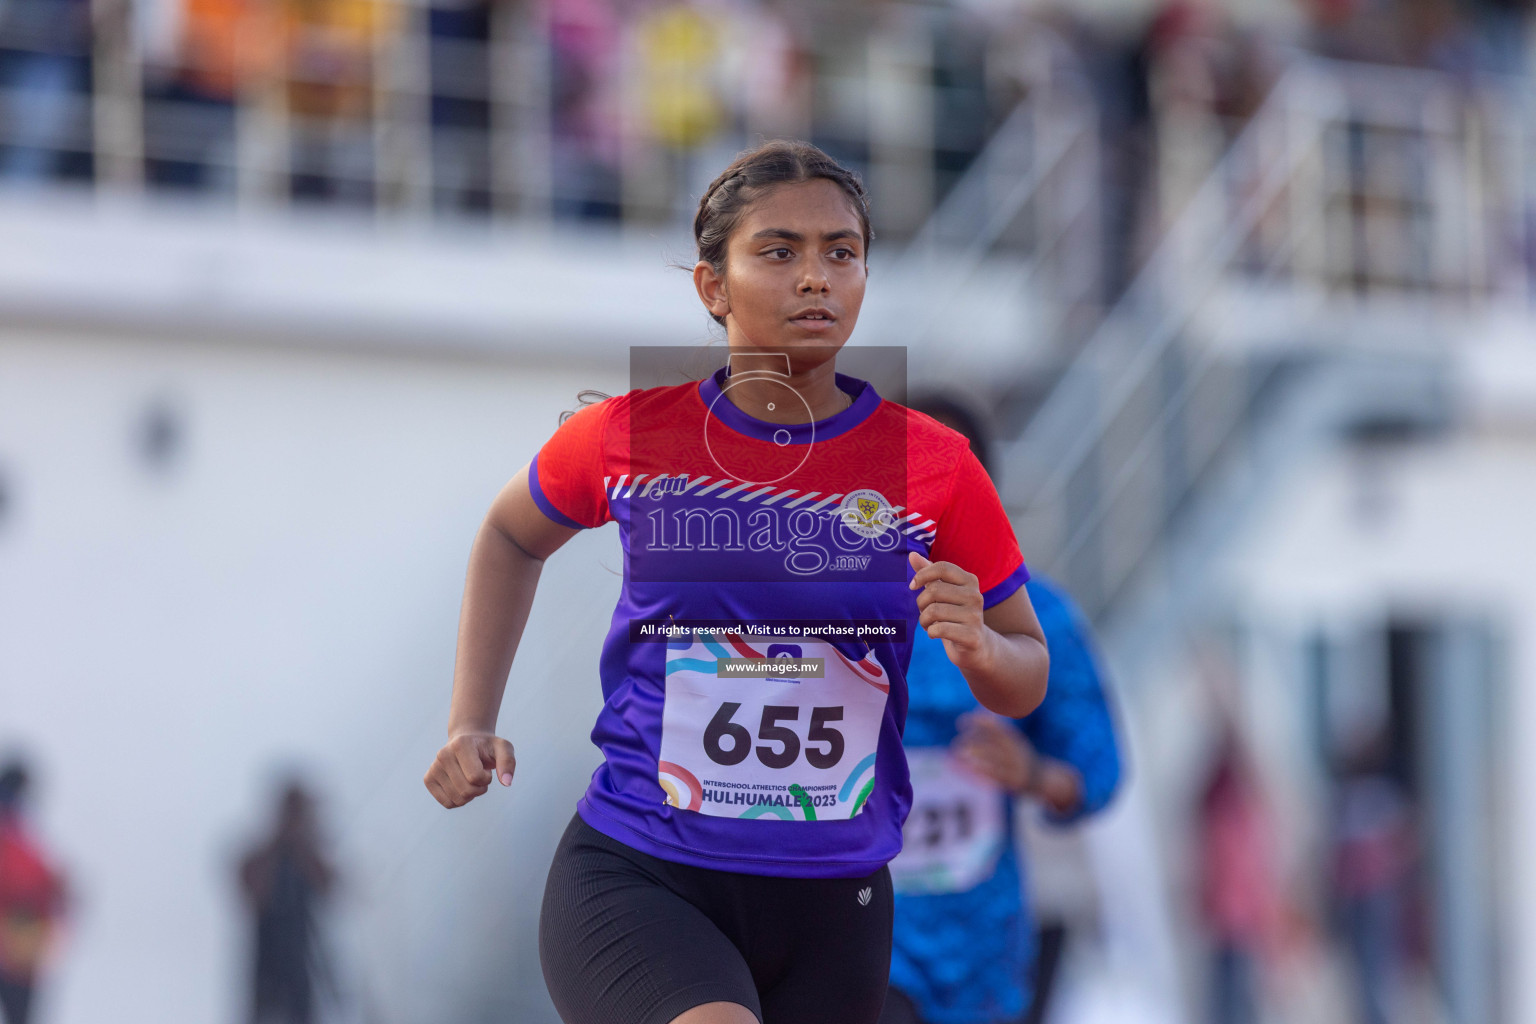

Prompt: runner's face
[{"left": 705, "top": 179, "right": 867, "bottom": 372}]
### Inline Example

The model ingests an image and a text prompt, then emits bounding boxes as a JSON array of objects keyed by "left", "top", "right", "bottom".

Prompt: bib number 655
[{"left": 703, "top": 703, "right": 846, "bottom": 770}]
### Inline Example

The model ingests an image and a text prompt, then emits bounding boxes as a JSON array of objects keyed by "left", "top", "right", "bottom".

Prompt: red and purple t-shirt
[{"left": 529, "top": 365, "right": 1028, "bottom": 877}]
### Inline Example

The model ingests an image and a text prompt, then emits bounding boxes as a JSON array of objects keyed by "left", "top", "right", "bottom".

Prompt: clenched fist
[
  {"left": 953, "top": 710, "right": 1035, "bottom": 795},
  {"left": 424, "top": 732, "right": 516, "bottom": 808},
  {"left": 908, "top": 551, "right": 989, "bottom": 671}
]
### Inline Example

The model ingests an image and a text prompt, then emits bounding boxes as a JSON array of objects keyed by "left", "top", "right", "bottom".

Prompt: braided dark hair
[{"left": 694, "top": 140, "right": 872, "bottom": 326}]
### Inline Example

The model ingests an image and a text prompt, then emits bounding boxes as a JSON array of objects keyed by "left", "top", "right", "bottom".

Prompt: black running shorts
[{"left": 540, "top": 813, "right": 894, "bottom": 1024}]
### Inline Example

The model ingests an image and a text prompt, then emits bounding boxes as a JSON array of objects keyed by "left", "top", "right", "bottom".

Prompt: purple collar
[{"left": 697, "top": 365, "right": 883, "bottom": 445}]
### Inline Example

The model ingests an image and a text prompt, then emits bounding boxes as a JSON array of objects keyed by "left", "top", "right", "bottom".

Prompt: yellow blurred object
[
  {"left": 638, "top": 4, "right": 723, "bottom": 150},
  {"left": 281, "top": 0, "right": 402, "bottom": 119}
]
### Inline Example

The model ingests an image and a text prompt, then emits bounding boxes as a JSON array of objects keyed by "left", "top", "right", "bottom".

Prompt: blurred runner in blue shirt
[{"left": 881, "top": 399, "right": 1123, "bottom": 1024}]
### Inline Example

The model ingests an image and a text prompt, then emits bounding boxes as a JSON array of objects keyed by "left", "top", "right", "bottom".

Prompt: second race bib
[
  {"left": 657, "top": 631, "right": 889, "bottom": 821},
  {"left": 889, "top": 746, "right": 1007, "bottom": 894}
]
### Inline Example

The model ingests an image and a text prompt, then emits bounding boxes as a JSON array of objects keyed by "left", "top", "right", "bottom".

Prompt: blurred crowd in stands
[{"left": 1, "top": 0, "right": 1531, "bottom": 237}]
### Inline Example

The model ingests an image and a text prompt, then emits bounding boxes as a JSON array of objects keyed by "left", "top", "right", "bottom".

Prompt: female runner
[{"left": 422, "top": 140, "right": 1050, "bottom": 1024}]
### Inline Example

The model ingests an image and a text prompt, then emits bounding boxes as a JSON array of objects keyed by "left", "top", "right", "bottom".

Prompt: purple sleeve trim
[
  {"left": 528, "top": 452, "right": 588, "bottom": 530},
  {"left": 981, "top": 561, "right": 1031, "bottom": 609}
]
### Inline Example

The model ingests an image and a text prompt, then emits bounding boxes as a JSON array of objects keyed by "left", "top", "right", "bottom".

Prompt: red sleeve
[
  {"left": 929, "top": 446, "right": 1030, "bottom": 608},
  {"left": 527, "top": 398, "right": 616, "bottom": 529}
]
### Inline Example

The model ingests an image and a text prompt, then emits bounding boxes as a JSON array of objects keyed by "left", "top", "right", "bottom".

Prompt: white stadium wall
[{"left": 0, "top": 328, "right": 629, "bottom": 1024}]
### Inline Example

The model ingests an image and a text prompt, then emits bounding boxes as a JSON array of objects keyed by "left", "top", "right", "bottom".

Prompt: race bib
[
  {"left": 889, "top": 747, "right": 1007, "bottom": 894},
  {"left": 657, "top": 631, "right": 889, "bottom": 821}
]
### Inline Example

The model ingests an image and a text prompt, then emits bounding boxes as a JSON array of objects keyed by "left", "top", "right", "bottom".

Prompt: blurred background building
[{"left": 0, "top": 0, "right": 1533, "bottom": 1021}]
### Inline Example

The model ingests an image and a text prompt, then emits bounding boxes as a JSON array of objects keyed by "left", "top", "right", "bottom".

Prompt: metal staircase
[
  {"left": 989, "top": 56, "right": 1535, "bottom": 629},
  {"left": 862, "top": 25, "right": 1106, "bottom": 382}
]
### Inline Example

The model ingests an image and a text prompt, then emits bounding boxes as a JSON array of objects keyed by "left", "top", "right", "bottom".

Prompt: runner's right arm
[
  {"left": 1016, "top": 581, "right": 1122, "bottom": 822},
  {"left": 424, "top": 464, "right": 580, "bottom": 808}
]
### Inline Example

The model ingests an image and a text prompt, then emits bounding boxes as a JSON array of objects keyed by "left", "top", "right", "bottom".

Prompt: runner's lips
[{"left": 789, "top": 308, "right": 837, "bottom": 330}]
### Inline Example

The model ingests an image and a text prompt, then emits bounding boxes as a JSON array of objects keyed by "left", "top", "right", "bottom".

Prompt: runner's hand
[
  {"left": 424, "top": 732, "right": 516, "bottom": 808},
  {"left": 954, "top": 710, "right": 1035, "bottom": 795},
  {"left": 908, "top": 551, "right": 988, "bottom": 670}
]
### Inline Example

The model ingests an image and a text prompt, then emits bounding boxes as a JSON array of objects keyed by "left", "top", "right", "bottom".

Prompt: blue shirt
[{"left": 889, "top": 576, "right": 1123, "bottom": 1023}]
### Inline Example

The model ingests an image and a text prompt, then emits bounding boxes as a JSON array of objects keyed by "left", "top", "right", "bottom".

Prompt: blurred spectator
[
  {"left": 635, "top": 1, "right": 724, "bottom": 215},
  {"left": 1329, "top": 731, "right": 1415, "bottom": 1024},
  {"left": 1071, "top": 11, "right": 1156, "bottom": 303},
  {"left": 0, "top": 0, "right": 94, "bottom": 181},
  {"left": 930, "top": 12, "right": 994, "bottom": 202},
  {"left": 0, "top": 758, "right": 67, "bottom": 1024},
  {"left": 1300, "top": 0, "right": 1477, "bottom": 71},
  {"left": 428, "top": 0, "right": 492, "bottom": 213},
  {"left": 1302, "top": 0, "right": 1403, "bottom": 64},
  {"left": 1467, "top": 0, "right": 1533, "bottom": 77},
  {"left": 549, "top": 0, "right": 622, "bottom": 219},
  {"left": 1196, "top": 728, "right": 1279, "bottom": 1024},
  {"left": 637, "top": 2, "right": 721, "bottom": 152},
  {"left": 1142, "top": 0, "right": 1229, "bottom": 233},
  {"left": 143, "top": 0, "right": 279, "bottom": 190},
  {"left": 239, "top": 780, "right": 336, "bottom": 1024},
  {"left": 282, "top": 0, "right": 399, "bottom": 204},
  {"left": 728, "top": 0, "right": 810, "bottom": 144}
]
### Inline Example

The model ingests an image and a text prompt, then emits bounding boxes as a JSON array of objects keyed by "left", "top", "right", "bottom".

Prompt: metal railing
[
  {"left": 1000, "top": 57, "right": 1536, "bottom": 621},
  {"left": 0, "top": 0, "right": 1068, "bottom": 237},
  {"left": 879, "top": 24, "right": 1104, "bottom": 352}
]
